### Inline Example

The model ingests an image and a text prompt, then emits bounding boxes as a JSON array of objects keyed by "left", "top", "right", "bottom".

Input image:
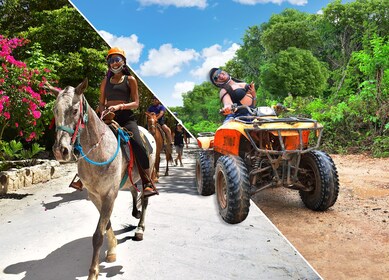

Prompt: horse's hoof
[
  {"left": 106, "top": 253, "right": 116, "bottom": 263},
  {"left": 134, "top": 232, "right": 143, "bottom": 241},
  {"left": 132, "top": 210, "right": 141, "bottom": 219},
  {"left": 134, "top": 228, "right": 143, "bottom": 241}
]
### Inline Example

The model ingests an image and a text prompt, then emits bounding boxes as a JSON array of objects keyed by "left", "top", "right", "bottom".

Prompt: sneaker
[{"left": 180, "top": 163, "right": 184, "bottom": 167}]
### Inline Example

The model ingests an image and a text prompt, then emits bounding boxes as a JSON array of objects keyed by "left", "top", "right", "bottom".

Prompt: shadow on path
[
  {"left": 3, "top": 225, "right": 139, "bottom": 280},
  {"left": 42, "top": 189, "right": 88, "bottom": 210}
]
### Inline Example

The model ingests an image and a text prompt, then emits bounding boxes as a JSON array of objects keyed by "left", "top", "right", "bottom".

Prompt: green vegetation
[
  {"left": 0, "top": 0, "right": 157, "bottom": 159},
  {"left": 0, "top": 0, "right": 387, "bottom": 158},
  {"left": 173, "top": 0, "right": 388, "bottom": 156}
]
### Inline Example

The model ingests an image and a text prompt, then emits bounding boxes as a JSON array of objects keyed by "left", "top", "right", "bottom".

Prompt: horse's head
[
  {"left": 48, "top": 78, "right": 88, "bottom": 162},
  {"left": 145, "top": 112, "right": 158, "bottom": 135}
]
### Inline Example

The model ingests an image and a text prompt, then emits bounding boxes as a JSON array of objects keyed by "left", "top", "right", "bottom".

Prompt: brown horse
[
  {"left": 145, "top": 112, "right": 172, "bottom": 181},
  {"left": 49, "top": 79, "right": 156, "bottom": 280}
]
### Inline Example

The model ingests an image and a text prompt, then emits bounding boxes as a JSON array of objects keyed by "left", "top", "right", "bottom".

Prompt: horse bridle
[
  {"left": 56, "top": 96, "right": 88, "bottom": 146},
  {"left": 147, "top": 115, "right": 157, "bottom": 135}
]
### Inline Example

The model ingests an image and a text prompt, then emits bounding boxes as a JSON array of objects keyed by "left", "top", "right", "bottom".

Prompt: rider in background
[
  {"left": 147, "top": 97, "right": 173, "bottom": 145},
  {"left": 209, "top": 68, "right": 257, "bottom": 122},
  {"left": 99, "top": 47, "right": 157, "bottom": 197}
]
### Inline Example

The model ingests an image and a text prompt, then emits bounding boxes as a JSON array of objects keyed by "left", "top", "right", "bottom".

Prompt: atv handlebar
[
  {"left": 219, "top": 104, "right": 256, "bottom": 115},
  {"left": 220, "top": 104, "right": 275, "bottom": 116}
]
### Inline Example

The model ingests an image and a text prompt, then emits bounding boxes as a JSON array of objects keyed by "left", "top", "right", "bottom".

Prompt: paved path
[{"left": 0, "top": 145, "right": 321, "bottom": 280}]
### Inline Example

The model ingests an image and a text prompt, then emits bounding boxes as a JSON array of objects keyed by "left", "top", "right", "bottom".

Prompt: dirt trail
[{"left": 252, "top": 154, "right": 389, "bottom": 280}]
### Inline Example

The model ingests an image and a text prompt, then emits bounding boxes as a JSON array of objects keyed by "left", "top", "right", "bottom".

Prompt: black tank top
[
  {"left": 229, "top": 88, "right": 247, "bottom": 105},
  {"left": 223, "top": 84, "right": 253, "bottom": 115},
  {"left": 105, "top": 75, "right": 131, "bottom": 102}
]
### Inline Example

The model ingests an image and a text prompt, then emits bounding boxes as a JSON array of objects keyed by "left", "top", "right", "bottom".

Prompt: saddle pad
[
  {"left": 139, "top": 127, "right": 154, "bottom": 157},
  {"left": 108, "top": 121, "right": 153, "bottom": 158}
]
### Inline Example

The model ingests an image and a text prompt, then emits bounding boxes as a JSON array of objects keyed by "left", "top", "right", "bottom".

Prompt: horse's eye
[{"left": 73, "top": 108, "right": 78, "bottom": 115}]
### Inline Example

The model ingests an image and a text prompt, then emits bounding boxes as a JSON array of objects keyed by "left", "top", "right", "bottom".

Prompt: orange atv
[{"left": 196, "top": 105, "right": 339, "bottom": 224}]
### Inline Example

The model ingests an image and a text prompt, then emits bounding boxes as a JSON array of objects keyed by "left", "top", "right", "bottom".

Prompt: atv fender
[
  {"left": 197, "top": 136, "right": 215, "bottom": 150},
  {"left": 213, "top": 121, "right": 250, "bottom": 156}
]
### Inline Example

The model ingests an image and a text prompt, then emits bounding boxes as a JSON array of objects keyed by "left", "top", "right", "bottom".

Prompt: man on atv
[{"left": 209, "top": 68, "right": 257, "bottom": 122}]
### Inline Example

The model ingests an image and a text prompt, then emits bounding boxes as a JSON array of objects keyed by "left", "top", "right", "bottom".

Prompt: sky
[{"left": 68, "top": 0, "right": 349, "bottom": 108}]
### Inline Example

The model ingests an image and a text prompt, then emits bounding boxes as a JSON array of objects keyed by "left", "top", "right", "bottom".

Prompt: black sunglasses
[
  {"left": 213, "top": 69, "right": 222, "bottom": 81},
  {"left": 108, "top": 56, "right": 123, "bottom": 64}
]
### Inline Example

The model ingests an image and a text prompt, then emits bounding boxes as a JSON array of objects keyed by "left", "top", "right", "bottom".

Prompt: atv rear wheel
[
  {"left": 215, "top": 155, "right": 250, "bottom": 224},
  {"left": 298, "top": 150, "right": 339, "bottom": 211},
  {"left": 196, "top": 151, "right": 215, "bottom": 196}
]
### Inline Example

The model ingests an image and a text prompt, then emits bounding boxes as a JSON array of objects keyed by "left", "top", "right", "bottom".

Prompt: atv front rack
[{"left": 241, "top": 117, "right": 323, "bottom": 155}]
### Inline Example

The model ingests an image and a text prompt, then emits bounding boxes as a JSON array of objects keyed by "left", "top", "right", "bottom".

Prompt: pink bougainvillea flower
[
  {"left": 26, "top": 131, "right": 36, "bottom": 142},
  {"left": 32, "top": 110, "right": 41, "bottom": 119},
  {"left": 3, "top": 111, "right": 10, "bottom": 119}
]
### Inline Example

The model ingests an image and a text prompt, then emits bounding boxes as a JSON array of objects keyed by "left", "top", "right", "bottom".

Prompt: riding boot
[{"left": 138, "top": 167, "right": 159, "bottom": 198}]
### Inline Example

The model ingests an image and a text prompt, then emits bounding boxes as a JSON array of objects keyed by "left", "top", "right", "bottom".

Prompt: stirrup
[
  {"left": 69, "top": 174, "right": 83, "bottom": 191},
  {"left": 142, "top": 182, "right": 159, "bottom": 198}
]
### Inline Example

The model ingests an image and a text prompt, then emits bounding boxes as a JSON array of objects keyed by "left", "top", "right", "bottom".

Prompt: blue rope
[
  {"left": 56, "top": 126, "right": 74, "bottom": 134},
  {"left": 74, "top": 128, "right": 129, "bottom": 166}
]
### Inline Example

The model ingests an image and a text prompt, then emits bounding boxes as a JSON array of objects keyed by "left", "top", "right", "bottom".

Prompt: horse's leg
[
  {"left": 151, "top": 167, "right": 158, "bottom": 182},
  {"left": 88, "top": 192, "right": 116, "bottom": 280},
  {"left": 131, "top": 187, "right": 141, "bottom": 219},
  {"left": 105, "top": 220, "right": 117, "bottom": 263},
  {"left": 165, "top": 154, "right": 169, "bottom": 176},
  {"left": 134, "top": 196, "right": 149, "bottom": 241},
  {"left": 155, "top": 153, "right": 161, "bottom": 178}
]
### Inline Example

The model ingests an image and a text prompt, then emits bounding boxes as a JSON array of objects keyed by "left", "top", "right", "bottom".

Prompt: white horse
[{"left": 49, "top": 78, "right": 156, "bottom": 280}]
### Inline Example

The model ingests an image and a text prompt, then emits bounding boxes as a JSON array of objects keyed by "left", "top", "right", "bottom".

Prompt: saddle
[
  {"left": 102, "top": 111, "right": 153, "bottom": 159},
  {"left": 69, "top": 111, "right": 157, "bottom": 196},
  {"left": 106, "top": 119, "right": 158, "bottom": 196}
]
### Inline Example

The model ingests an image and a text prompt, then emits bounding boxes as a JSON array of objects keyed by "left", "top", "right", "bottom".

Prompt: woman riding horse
[
  {"left": 71, "top": 47, "right": 157, "bottom": 197},
  {"left": 99, "top": 47, "right": 158, "bottom": 197}
]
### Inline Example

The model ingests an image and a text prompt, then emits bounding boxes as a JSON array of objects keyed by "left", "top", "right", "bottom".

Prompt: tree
[
  {"left": 20, "top": 6, "right": 106, "bottom": 56},
  {"left": 261, "top": 9, "right": 321, "bottom": 55},
  {"left": 352, "top": 34, "right": 389, "bottom": 136},
  {"left": 260, "top": 47, "right": 328, "bottom": 98},
  {"left": 233, "top": 25, "right": 266, "bottom": 86},
  {"left": 184, "top": 82, "right": 222, "bottom": 122},
  {"left": 0, "top": 0, "right": 69, "bottom": 37},
  {"left": 320, "top": 0, "right": 389, "bottom": 93}
]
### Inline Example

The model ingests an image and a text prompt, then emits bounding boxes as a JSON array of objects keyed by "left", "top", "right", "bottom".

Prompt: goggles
[{"left": 107, "top": 56, "right": 123, "bottom": 64}]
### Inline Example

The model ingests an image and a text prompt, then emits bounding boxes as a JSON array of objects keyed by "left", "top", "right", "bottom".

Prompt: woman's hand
[
  {"left": 220, "top": 104, "right": 233, "bottom": 115},
  {"left": 108, "top": 104, "right": 123, "bottom": 112},
  {"left": 247, "top": 82, "right": 255, "bottom": 94}
]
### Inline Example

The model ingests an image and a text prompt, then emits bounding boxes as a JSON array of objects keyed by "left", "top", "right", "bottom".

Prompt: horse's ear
[
  {"left": 44, "top": 82, "right": 60, "bottom": 97},
  {"left": 75, "top": 78, "right": 88, "bottom": 96}
]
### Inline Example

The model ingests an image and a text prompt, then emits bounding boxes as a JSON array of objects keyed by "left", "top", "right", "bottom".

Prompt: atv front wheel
[
  {"left": 215, "top": 155, "right": 250, "bottom": 224},
  {"left": 195, "top": 151, "right": 215, "bottom": 196},
  {"left": 298, "top": 150, "right": 339, "bottom": 211}
]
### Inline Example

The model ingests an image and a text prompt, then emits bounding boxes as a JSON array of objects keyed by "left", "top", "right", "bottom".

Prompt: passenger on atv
[{"left": 209, "top": 68, "right": 257, "bottom": 122}]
